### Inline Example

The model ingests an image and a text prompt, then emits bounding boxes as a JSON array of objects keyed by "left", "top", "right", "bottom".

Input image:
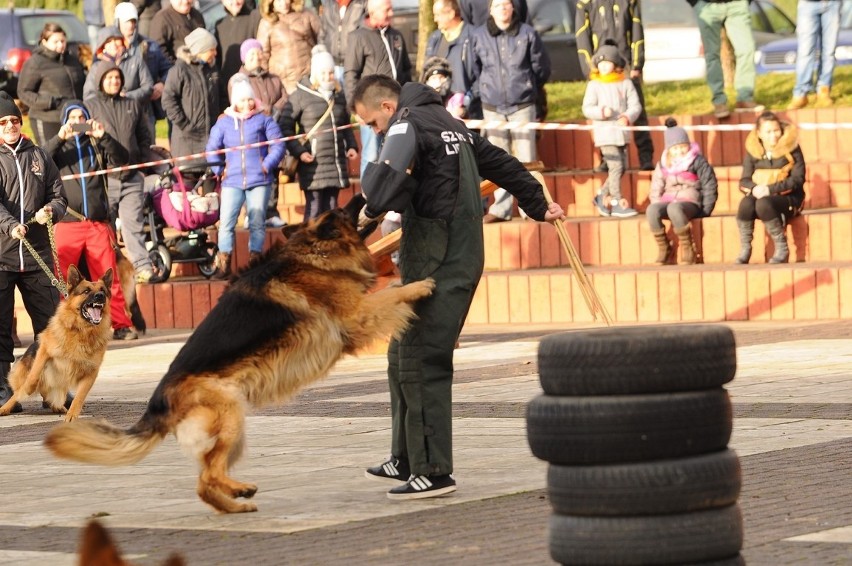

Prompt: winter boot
[
  {"left": 674, "top": 225, "right": 696, "bottom": 265},
  {"left": 652, "top": 229, "right": 672, "bottom": 264},
  {"left": 735, "top": 220, "right": 754, "bottom": 264},
  {"left": 212, "top": 252, "right": 232, "bottom": 280},
  {"left": 0, "top": 362, "right": 22, "bottom": 414},
  {"left": 765, "top": 217, "right": 789, "bottom": 264}
]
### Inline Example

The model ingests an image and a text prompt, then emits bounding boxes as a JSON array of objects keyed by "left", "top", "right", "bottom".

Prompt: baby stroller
[{"left": 144, "top": 164, "right": 221, "bottom": 282}]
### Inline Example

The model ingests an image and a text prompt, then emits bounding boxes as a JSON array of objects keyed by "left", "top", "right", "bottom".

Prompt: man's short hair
[
  {"left": 435, "top": 0, "right": 461, "bottom": 19},
  {"left": 351, "top": 75, "right": 401, "bottom": 112}
]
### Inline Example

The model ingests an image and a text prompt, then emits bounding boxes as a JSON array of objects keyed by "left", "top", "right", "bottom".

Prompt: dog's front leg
[
  {"left": 345, "top": 279, "right": 436, "bottom": 349},
  {"left": 64, "top": 374, "right": 97, "bottom": 422}
]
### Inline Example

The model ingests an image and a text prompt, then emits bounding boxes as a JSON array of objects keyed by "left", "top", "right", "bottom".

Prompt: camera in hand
[{"left": 71, "top": 123, "right": 91, "bottom": 134}]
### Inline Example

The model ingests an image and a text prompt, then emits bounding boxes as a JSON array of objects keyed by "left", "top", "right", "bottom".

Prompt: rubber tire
[
  {"left": 538, "top": 325, "right": 736, "bottom": 396},
  {"left": 549, "top": 504, "right": 743, "bottom": 565},
  {"left": 197, "top": 242, "right": 219, "bottom": 279},
  {"left": 547, "top": 449, "right": 741, "bottom": 516},
  {"left": 147, "top": 243, "right": 172, "bottom": 282},
  {"left": 526, "top": 390, "right": 732, "bottom": 465}
]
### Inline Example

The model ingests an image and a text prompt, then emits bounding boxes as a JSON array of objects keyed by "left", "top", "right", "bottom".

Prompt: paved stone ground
[{"left": 0, "top": 320, "right": 850, "bottom": 565}]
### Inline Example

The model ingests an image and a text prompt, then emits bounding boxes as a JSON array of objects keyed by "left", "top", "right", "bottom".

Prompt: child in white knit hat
[{"left": 278, "top": 45, "right": 358, "bottom": 221}]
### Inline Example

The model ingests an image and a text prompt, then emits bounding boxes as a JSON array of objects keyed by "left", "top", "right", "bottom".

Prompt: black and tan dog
[
  {"left": 45, "top": 196, "right": 434, "bottom": 513},
  {"left": 0, "top": 265, "right": 113, "bottom": 420},
  {"left": 78, "top": 520, "right": 185, "bottom": 566}
]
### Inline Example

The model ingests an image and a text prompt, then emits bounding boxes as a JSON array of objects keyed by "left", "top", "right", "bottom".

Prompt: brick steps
[
  {"left": 466, "top": 262, "right": 852, "bottom": 325},
  {"left": 483, "top": 208, "right": 852, "bottom": 269}
]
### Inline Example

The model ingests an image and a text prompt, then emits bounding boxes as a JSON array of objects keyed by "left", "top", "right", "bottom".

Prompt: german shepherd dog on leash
[
  {"left": 45, "top": 196, "right": 435, "bottom": 513},
  {"left": 0, "top": 265, "right": 113, "bottom": 420}
]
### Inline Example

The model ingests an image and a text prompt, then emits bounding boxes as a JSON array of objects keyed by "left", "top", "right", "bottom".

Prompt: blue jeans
[
  {"left": 483, "top": 105, "right": 537, "bottom": 220},
  {"left": 793, "top": 0, "right": 841, "bottom": 97},
  {"left": 218, "top": 184, "right": 270, "bottom": 254},
  {"left": 359, "top": 125, "right": 382, "bottom": 179}
]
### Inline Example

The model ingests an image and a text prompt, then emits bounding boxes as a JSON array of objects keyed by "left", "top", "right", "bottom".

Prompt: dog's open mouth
[{"left": 82, "top": 302, "right": 105, "bottom": 325}]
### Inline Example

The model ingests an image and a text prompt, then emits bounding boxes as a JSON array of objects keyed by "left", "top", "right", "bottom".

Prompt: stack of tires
[{"left": 527, "top": 325, "right": 745, "bottom": 565}]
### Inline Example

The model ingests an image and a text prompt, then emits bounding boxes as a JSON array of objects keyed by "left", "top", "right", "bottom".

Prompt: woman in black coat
[{"left": 17, "top": 23, "right": 87, "bottom": 145}]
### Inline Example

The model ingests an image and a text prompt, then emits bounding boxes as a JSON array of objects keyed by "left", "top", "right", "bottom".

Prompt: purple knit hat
[{"left": 240, "top": 39, "right": 263, "bottom": 63}]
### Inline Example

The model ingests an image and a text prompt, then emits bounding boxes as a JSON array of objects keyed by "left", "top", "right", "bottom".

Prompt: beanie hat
[
  {"left": 185, "top": 28, "right": 217, "bottom": 57},
  {"left": 240, "top": 38, "right": 263, "bottom": 63},
  {"left": 114, "top": 2, "right": 139, "bottom": 22},
  {"left": 61, "top": 100, "right": 91, "bottom": 124},
  {"left": 310, "top": 44, "right": 335, "bottom": 82},
  {"left": 664, "top": 117, "right": 690, "bottom": 149},
  {"left": 228, "top": 73, "right": 256, "bottom": 105},
  {"left": 592, "top": 40, "right": 625, "bottom": 69},
  {"left": 420, "top": 56, "right": 452, "bottom": 84},
  {"left": 0, "top": 91, "right": 21, "bottom": 120}
]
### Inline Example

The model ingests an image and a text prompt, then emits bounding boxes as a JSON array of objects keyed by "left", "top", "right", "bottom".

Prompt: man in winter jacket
[
  {"left": 150, "top": 0, "right": 206, "bottom": 63},
  {"left": 472, "top": 0, "right": 549, "bottom": 222},
  {"left": 0, "top": 92, "right": 67, "bottom": 413},
  {"left": 353, "top": 75, "right": 564, "bottom": 500},
  {"left": 576, "top": 0, "right": 655, "bottom": 170},
  {"left": 45, "top": 100, "right": 139, "bottom": 340},
  {"left": 83, "top": 26, "right": 154, "bottom": 103},
  {"left": 215, "top": 0, "right": 262, "bottom": 108},
  {"left": 344, "top": 0, "right": 411, "bottom": 178},
  {"left": 87, "top": 63, "right": 157, "bottom": 284},
  {"left": 318, "top": 0, "right": 367, "bottom": 83},
  {"left": 425, "top": 0, "right": 481, "bottom": 119}
]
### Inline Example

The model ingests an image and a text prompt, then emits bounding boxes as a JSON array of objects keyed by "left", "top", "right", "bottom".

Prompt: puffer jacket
[
  {"left": 0, "top": 137, "right": 67, "bottom": 272},
  {"left": 162, "top": 48, "right": 221, "bottom": 160},
  {"left": 740, "top": 121, "right": 806, "bottom": 209},
  {"left": 85, "top": 63, "right": 152, "bottom": 178},
  {"left": 44, "top": 100, "right": 129, "bottom": 223},
  {"left": 344, "top": 24, "right": 412, "bottom": 103},
  {"left": 16, "top": 45, "right": 86, "bottom": 124},
  {"left": 206, "top": 107, "right": 285, "bottom": 190},
  {"left": 256, "top": 8, "right": 320, "bottom": 93},
  {"left": 581, "top": 72, "right": 641, "bottom": 147},
  {"left": 649, "top": 142, "right": 718, "bottom": 217},
  {"left": 318, "top": 0, "right": 366, "bottom": 66},
  {"left": 240, "top": 65, "right": 288, "bottom": 119},
  {"left": 278, "top": 77, "right": 356, "bottom": 191},
  {"left": 471, "top": 16, "right": 550, "bottom": 115}
]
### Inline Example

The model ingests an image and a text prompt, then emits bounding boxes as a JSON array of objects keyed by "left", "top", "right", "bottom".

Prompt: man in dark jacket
[
  {"left": 215, "top": 0, "right": 262, "bottom": 108},
  {"left": 576, "top": 0, "right": 654, "bottom": 170},
  {"left": 318, "top": 0, "right": 367, "bottom": 83},
  {"left": 472, "top": 0, "right": 550, "bottom": 222},
  {"left": 150, "top": 0, "right": 206, "bottom": 63},
  {"left": 353, "top": 75, "right": 564, "bottom": 499},
  {"left": 0, "top": 92, "right": 67, "bottom": 412},
  {"left": 84, "top": 26, "right": 154, "bottom": 103},
  {"left": 344, "top": 0, "right": 411, "bottom": 178},
  {"left": 87, "top": 63, "right": 156, "bottom": 284},
  {"left": 426, "top": 0, "right": 481, "bottom": 119},
  {"left": 45, "top": 100, "right": 138, "bottom": 340}
]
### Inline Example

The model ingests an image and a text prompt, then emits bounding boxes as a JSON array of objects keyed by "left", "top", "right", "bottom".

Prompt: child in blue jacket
[{"left": 206, "top": 74, "right": 284, "bottom": 278}]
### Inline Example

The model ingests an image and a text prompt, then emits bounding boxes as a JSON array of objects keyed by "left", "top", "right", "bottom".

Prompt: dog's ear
[
  {"left": 67, "top": 265, "right": 82, "bottom": 290},
  {"left": 78, "top": 520, "right": 126, "bottom": 566},
  {"left": 315, "top": 211, "right": 342, "bottom": 240},
  {"left": 343, "top": 193, "right": 367, "bottom": 225},
  {"left": 101, "top": 268, "right": 114, "bottom": 290}
]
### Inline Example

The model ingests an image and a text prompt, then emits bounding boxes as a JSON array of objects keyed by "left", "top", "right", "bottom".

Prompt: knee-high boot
[
  {"left": 674, "top": 226, "right": 696, "bottom": 265},
  {"left": 765, "top": 218, "right": 789, "bottom": 264},
  {"left": 735, "top": 220, "right": 754, "bottom": 264},
  {"left": 652, "top": 229, "right": 672, "bottom": 264}
]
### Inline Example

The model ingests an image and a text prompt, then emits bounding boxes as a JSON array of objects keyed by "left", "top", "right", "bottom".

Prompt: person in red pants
[{"left": 44, "top": 100, "right": 138, "bottom": 340}]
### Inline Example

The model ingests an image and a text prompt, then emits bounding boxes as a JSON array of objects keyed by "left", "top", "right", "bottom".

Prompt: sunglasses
[{"left": 0, "top": 117, "right": 21, "bottom": 126}]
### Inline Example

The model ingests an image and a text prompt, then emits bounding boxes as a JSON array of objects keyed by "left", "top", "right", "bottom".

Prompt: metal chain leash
[{"left": 21, "top": 214, "right": 68, "bottom": 298}]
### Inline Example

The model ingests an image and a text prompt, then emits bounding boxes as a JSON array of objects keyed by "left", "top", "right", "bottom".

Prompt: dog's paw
[
  {"left": 406, "top": 278, "right": 436, "bottom": 300},
  {"left": 233, "top": 483, "right": 258, "bottom": 499},
  {"left": 63, "top": 411, "right": 79, "bottom": 422}
]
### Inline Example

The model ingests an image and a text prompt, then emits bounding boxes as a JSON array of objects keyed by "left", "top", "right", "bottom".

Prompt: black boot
[
  {"left": 765, "top": 217, "right": 789, "bottom": 264},
  {"left": 0, "top": 362, "right": 23, "bottom": 414},
  {"left": 735, "top": 220, "right": 754, "bottom": 264}
]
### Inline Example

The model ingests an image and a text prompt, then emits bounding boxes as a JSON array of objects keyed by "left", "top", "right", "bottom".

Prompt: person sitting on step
[
  {"left": 735, "top": 111, "right": 806, "bottom": 265},
  {"left": 646, "top": 118, "right": 718, "bottom": 265}
]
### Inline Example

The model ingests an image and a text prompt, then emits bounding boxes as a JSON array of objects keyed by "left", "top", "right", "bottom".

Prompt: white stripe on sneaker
[
  {"left": 382, "top": 462, "right": 399, "bottom": 476},
  {"left": 411, "top": 476, "right": 432, "bottom": 491}
]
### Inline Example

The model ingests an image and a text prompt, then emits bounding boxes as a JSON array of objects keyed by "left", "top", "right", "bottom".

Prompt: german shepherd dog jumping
[
  {"left": 45, "top": 196, "right": 435, "bottom": 513},
  {"left": 0, "top": 265, "right": 113, "bottom": 420}
]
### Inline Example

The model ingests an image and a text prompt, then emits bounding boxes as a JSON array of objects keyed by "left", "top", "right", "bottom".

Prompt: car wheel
[{"left": 537, "top": 325, "right": 736, "bottom": 396}]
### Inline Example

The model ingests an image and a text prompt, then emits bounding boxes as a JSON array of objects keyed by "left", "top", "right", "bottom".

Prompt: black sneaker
[
  {"left": 387, "top": 474, "right": 456, "bottom": 500},
  {"left": 365, "top": 457, "right": 410, "bottom": 483}
]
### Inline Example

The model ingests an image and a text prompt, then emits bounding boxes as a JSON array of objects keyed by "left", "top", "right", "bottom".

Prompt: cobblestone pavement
[{"left": 0, "top": 320, "right": 850, "bottom": 565}]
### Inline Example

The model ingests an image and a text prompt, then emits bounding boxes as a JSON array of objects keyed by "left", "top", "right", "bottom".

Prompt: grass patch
[{"left": 545, "top": 66, "right": 852, "bottom": 123}]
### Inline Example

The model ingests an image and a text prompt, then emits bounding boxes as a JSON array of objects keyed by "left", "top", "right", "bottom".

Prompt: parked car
[
  {"left": 532, "top": 0, "right": 795, "bottom": 84},
  {"left": 0, "top": 8, "right": 90, "bottom": 97},
  {"left": 755, "top": 1, "right": 852, "bottom": 74}
]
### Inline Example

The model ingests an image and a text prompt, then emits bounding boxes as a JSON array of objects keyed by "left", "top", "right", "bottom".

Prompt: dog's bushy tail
[{"left": 44, "top": 418, "right": 164, "bottom": 466}]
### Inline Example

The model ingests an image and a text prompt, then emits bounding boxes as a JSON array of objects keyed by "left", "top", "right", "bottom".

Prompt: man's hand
[
  {"left": 300, "top": 153, "right": 315, "bottom": 163},
  {"left": 617, "top": 116, "right": 629, "bottom": 127},
  {"left": 35, "top": 206, "right": 52, "bottom": 225},
  {"left": 89, "top": 120, "right": 105, "bottom": 138},
  {"left": 151, "top": 82, "right": 165, "bottom": 101},
  {"left": 544, "top": 202, "right": 565, "bottom": 222},
  {"left": 630, "top": 69, "right": 641, "bottom": 80},
  {"left": 10, "top": 224, "right": 27, "bottom": 240}
]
